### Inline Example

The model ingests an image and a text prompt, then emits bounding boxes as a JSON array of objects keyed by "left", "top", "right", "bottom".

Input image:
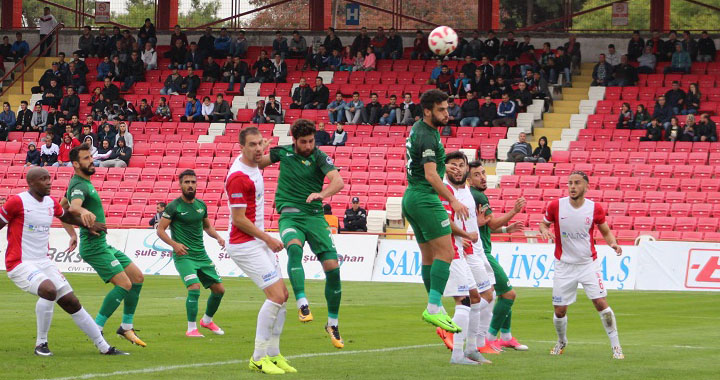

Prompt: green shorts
[
  {"left": 80, "top": 245, "right": 133, "bottom": 283},
  {"left": 402, "top": 189, "right": 451, "bottom": 244},
  {"left": 486, "top": 252, "right": 513, "bottom": 295},
  {"left": 279, "top": 213, "right": 338, "bottom": 262},
  {"left": 174, "top": 255, "right": 222, "bottom": 288}
]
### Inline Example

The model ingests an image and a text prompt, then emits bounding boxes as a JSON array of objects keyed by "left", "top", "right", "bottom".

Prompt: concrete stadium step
[
  {"left": 562, "top": 93, "right": 587, "bottom": 101},
  {"left": 581, "top": 62, "right": 596, "bottom": 70},
  {"left": 553, "top": 100, "right": 580, "bottom": 114},
  {"left": 563, "top": 87, "right": 588, "bottom": 96},
  {"left": 542, "top": 113, "right": 571, "bottom": 128}
]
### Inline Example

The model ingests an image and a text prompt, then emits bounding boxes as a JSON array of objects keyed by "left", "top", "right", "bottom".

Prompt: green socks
[
  {"left": 95, "top": 286, "right": 129, "bottom": 327},
  {"left": 489, "top": 297, "right": 514, "bottom": 336},
  {"left": 186, "top": 289, "right": 200, "bottom": 322},
  {"left": 324, "top": 268, "right": 342, "bottom": 319},
  {"left": 205, "top": 292, "right": 224, "bottom": 318},
  {"left": 421, "top": 264, "right": 432, "bottom": 294},
  {"left": 428, "top": 259, "right": 451, "bottom": 307},
  {"left": 122, "top": 283, "right": 143, "bottom": 325},
  {"left": 287, "top": 244, "right": 306, "bottom": 300},
  {"left": 501, "top": 309, "right": 512, "bottom": 333}
]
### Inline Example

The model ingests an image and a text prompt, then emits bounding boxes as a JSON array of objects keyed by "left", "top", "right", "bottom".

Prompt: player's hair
[
  {"left": 569, "top": 170, "right": 590, "bottom": 183},
  {"left": 445, "top": 150, "right": 468, "bottom": 165},
  {"left": 178, "top": 169, "right": 196, "bottom": 182},
  {"left": 290, "top": 119, "right": 316, "bottom": 139},
  {"left": 239, "top": 126, "right": 261, "bottom": 145},
  {"left": 468, "top": 160, "right": 483, "bottom": 169},
  {"left": 69, "top": 144, "right": 91, "bottom": 163},
  {"left": 420, "top": 89, "right": 449, "bottom": 112}
]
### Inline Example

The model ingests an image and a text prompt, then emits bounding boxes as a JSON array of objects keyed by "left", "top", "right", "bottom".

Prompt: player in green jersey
[
  {"left": 258, "top": 118, "right": 346, "bottom": 349},
  {"left": 62, "top": 145, "right": 146, "bottom": 347},
  {"left": 402, "top": 89, "right": 469, "bottom": 333},
  {"left": 467, "top": 161, "right": 528, "bottom": 353},
  {"left": 156, "top": 169, "right": 226, "bottom": 338}
]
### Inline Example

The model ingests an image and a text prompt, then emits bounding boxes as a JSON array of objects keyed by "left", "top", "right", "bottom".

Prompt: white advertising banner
[
  {"left": 636, "top": 241, "right": 720, "bottom": 292},
  {"left": 372, "top": 239, "right": 424, "bottom": 283}
]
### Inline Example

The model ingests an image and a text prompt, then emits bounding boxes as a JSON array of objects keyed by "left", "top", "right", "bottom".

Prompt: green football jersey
[
  {"left": 470, "top": 187, "right": 493, "bottom": 255},
  {"left": 270, "top": 144, "right": 337, "bottom": 215},
  {"left": 66, "top": 174, "right": 107, "bottom": 250},
  {"left": 162, "top": 197, "right": 208, "bottom": 257},
  {"left": 405, "top": 120, "right": 445, "bottom": 193}
]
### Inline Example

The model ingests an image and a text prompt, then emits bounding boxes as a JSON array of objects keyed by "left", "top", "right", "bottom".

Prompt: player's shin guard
[
  {"left": 267, "top": 303, "right": 287, "bottom": 357},
  {"left": 71, "top": 307, "right": 111, "bottom": 353},
  {"left": 421, "top": 264, "right": 432, "bottom": 294},
  {"left": 286, "top": 244, "right": 306, "bottom": 301},
  {"left": 500, "top": 310, "right": 513, "bottom": 340},
  {"left": 254, "top": 299, "right": 282, "bottom": 361},
  {"left": 553, "top": 314, "right": 568, "bottom": 343},
  {"left": 186, "top": 289, "right": 200, "bottom": 326},
  {"left": 451, "top": 305, "right": 470, "bottom": 359},
  {"left": 489, "top": 297, "right": 514, "bottom": 338},
  {"left": 599, "top": 307, "right": 620, "bottom": 348},
  {"left": 121, "top": 283, "right": 143, "bottom": 330},
  {"left": 204, "top": 292, "right": 224, "bottom": 322},
  {"left": 35, "top": 298, "right": 54, "bottom": 346},
  {"left": 324, "top": 268, "right": 341, "bottom": 325},
  {"left": 95, "top": 286, "right": 129, "bottom": 327},
  {"left": 428, "top": 259, "right": 451, "bottom": 310}
]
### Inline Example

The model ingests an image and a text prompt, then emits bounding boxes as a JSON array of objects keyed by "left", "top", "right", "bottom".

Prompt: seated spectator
[
  {"left": 683, "top": 114, "right": 698, "bottom": 140},
  {"left": 271, "top": 54, "right": 288, "bottom": 82},
  {"left": 352, "top": 51, "right": 365, "bottom": 72},
  {"left": 228, "top": 30, "right": 247, "bottom": 58},
  {"left": 326, "top": 49, "right": 342, "bottom": 71},
  {"left": 666, "top": 117, "right": 684, "bottom": 142},
  {"left": 343, "top": 197, "right": 367, "bottom": 232},
  {"left": 0, "top": 102, "right": 17, "bottom": 136},
  {"left": 331, "top": 124, "right": 347, "bottom": 146},
  {"left": 137, "top": 18, "right": 157, "bottom": 47},
  {"left": 212, "top": 94, "right": 232, "bottom": 122},
  {"left": 160, "top": 67, "right": 183, "bottom": 95},
  {"left": 344, "top": 92, "right": 364, "bottom": 124},
  {"left": 11, "top": 32, "right": 29, "bottom": 62},
  {"left": 697, "top": 31, "right": 716, "bottom": 62},
  {"left": 203, "top": 56, "right": 221, "bottom": 82},
  {"left": 92, "top": 138, "right": 113, "bottom": 166},
  {"left": 315, "top": 122, "right": 331, "bottom": 146},
  {"left": 289, "top": 77, "right": 312, "bottom": 109},
  {"left": 168, "top": 39, "right": 188, "bottom": 69},
  {"left": 591, "top": 54, "right": 613, "bottom": 86},
  {"left": 379, "top": 95, "right": 399, "bottom": 125},
  {"left": 339, "top": 46, "right": 354, "bottom": 71},
  {"left": 453, "top": 73, "right": 472, "bottom": 98},
  {"left": 0, "top": 35, "right": 13, "bottom": 61},
  {"left": 31, "top": 102, "right": 49, "bottom": 131},
  {"left": 251, "top": 100, "right": 266, "bottom": 124},
  {"left": 446, "top": 97, "right": 461, "bottom": 125},
  {"left": 264, "top": 94, "right": 283, "bottom": 123},
  {"left": 272, "top": 30, "right": 289, "bottom": 58},
  {"left": 141, "top": 42, "right": 157, "bottom": 70},
  {"left": 397, "top": 93, "right": 420, "bottom": 125},
  {"left": 79, "top": 124, "right": 97, "bottom": 145},
  {"left": 15, "top": 100, "right": 32, "bottom": 131},
  {"left": 664, "top": 43, "right": 691, "bottom": 73},
  {"left": 696, "top": 113, "right": 718, "bottom": 142},
  {"left": 665, "top": 81, "right": 686, "bottom": 115},
  {"left": 304, "top": 77, "right": 329, "bottom": 110},
  {"left": 361, "top": 47, "right": 376, "bottom": 71},
  {"left": 513, "top": 82, "right": 533, "bottom": 112},
  {"left": 362, "top": 93, "right": 383, "bottom": 124},
  {"left": 532, "top": 136, "right": 552, "bottom": 163},
  {"left": 633, "top": 104, "right": 651, "bottom": 129},
  {"left": 42, "top": 78, "right": 63, "bottom": 107},
  {"left": 169, "top": 24, "right": 188, "bottom": 50},
  {"left": 180, "top": 67, "right": 200, "bottom": 95},
  {"left": 627, "top": 31, "right": 645, "bottom": 61},
  {"left": 181, "top": 94, "right": 202, "bottom": 122},
  {"left": 493, "top": 93, "right": 517, "bottom": 127},
  {"left": 479, "top": 95, "right": 497, "bottom": 126},
  {"left": 554, "top": 47, "right": 572, "bottom": 86},
  {"left": 114, "top": 122, "right": 133, "bottom": 148},
  {"left": 24, "top": 142, "right": 40, "bottom": 166},
  {"left": 616, "top": 102, "right": 634, "bottom": 129},
  {"left": 608, "top": 55, "right": 637, "bottom": 87},
  {"left": 149, "top": 202, "right": 167, "bottom": 229},
  {"left": 223, "top": 56, "right": 249, "bottom": 92},
  {"left": 351, "top": 27, "right": 371, "bottom": 57},
  {"left": 327, "top": 93, "right": 346, "bottom": 124},
  {"left": 55, "top": 133, "right": 80, "bottom": 166},
  {"left": 67, "top": 62, "right": 87, "bottom": 94},
  {"left": 137, "top": 99, "right": 154, "bottom": 121},
  {"left": 506, "top": 132, "right": 533, "bottom": 162},
  {"left": 411, "top": 30, "right": 430, "bottom": 60},
  {"left": 605, "top": 44, "right": 620, "bottom": 66},
  {"left": 653, "top": 95, "right": 673, "bottom": 130},
  {"left": 39, "top": 136, "right": 59, "bottom": 166},
  {"left": 185, "top": 43, "right": 203, "bottom": 70},
  {"left": 306, "top": 45, "right": 329, "bottom": 71},
  {"left": 60, "top": 86, "right": 81, "bottom": 118},
  {"left": 200, "top": 96, "right": 214, "bottom": 122},
  {"left": 323, "top": 27, "right": 343, "bottom": 57},
  {"left": 101, "top": 136, "right": 131, "bottom": 167},
  {"left": 428, "top": 59, "right": 444, "bottom": 84},
  {"left": 637, "top": 46, "right": 656, "bottom": 74},
  {"left": 435, "top": 65, "right": 455, "bottom": 95},
  {"left": 683, "top": 83, "right": 701, "bottom": 115},
  {"left": 494, "top": 56, "right": 512, "bottom": 80},
  {"left": 101, "top": 76, "right": 122, "bottom": 106},
  {"left": 96, "top": 56, "right": 112, "bottom": 80},
  {"left": 213, "top": 28, "right": 231, "bottom": 58},
  {"left": 287, "top": 31, "right": 307, "bottom": 59},
  {"left": 460, "top": 92, "right": 480, "bottom": 127},
  {"left": 384, "top": 28, "right": 403, "bottom": 60},
  {"left": 97, "top": 122, "right": 116, "bottom": 143},
  {"left": 152, "top": 96, "right": 172, "bottom": 121}
]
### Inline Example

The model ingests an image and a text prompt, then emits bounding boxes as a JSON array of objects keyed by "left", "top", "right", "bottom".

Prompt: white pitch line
[
  {"left": 525, "top": 339, "right": 718, "bottom": 350},
  {"left": 37, "top": 343, "right": 441, "bottom": 380}
]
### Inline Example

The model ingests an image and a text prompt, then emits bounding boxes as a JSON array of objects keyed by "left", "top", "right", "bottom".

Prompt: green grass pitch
[{"left": 1, "top": 273, "right": 719, "bottom": 379}]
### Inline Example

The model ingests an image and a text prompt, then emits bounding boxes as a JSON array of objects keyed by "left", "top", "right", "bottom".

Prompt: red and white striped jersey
[
  {"left": 226, "top": 155, "right": 265, "bottom": 244},
  {"left": 544, "top": 197, "right": 606, "bottom": 264},
  {"left": 439, "top": 182, "right": 476, "bottom": 259},
  {"left": 0, "top": 192, "right": 64, "bottom": 271}
]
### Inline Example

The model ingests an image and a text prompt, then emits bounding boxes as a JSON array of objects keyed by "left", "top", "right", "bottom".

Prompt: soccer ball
[{"left": 428, "top": 26, "right": 458, "bottom": 56}]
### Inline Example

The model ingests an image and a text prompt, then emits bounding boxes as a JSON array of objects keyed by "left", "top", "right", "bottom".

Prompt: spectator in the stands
[
  {"left": 181, "top": 67, "right": 201, "bottom": 94},
  {"left": 11, "top": 32, "right": 29, "bottom": 62},
  {"left": 653, "top": 95, "right": 673, "bottom": 130},
  {"left": 0, "top": 102, "right": 16, "bottom": 134},
  {"left": 264, "top": 94, "right": 283, "bottom": 123},
  {"left": 340, "top": 46, "right": 354, "bottom": 70},
  {"left": 198, "top": 96, "right": 214, "bottom": 122},
  {"left": 323, "top": 28, "right": 343, "bottom": 56},
  {"left": 478, "top": 55, "right": 494, "bottom": 78},
  {"left": 45, "top": 128, "right": 61, "bottom": 146},
  {"left": 351, "top": 27, "right": 371, "bottom": 57},
  {"left": 40, "top": 136, "right": 58, "bottom": 166},
  {"left": 666, "top": 117, "right": 684, "bottom": 142},
  {"left": 398, "top": 93, "right": 420, "bottom": 125},
  {"left": 149, "top": 202, "right": 167, "bottom": 229},
  {"left": 137, "top": 18, "right": 156, "bottom": 47},
  {"left": 531, "top": 71, "right": 550, "bottom": 102},
  {"left": 343, "top": 197, "right": 367, "bottom": 232},
  {"left": 268, "top": 30, "right": 288, "bottom": 59},
  {"left": 697, "top": 31, "right": 716, "bottom": 62},
  {"left": 665, "top": 42, "right": 691, "bottom": 73},
  {"left": 212, "top": 94, "right": 233, "bottom": 122},
  {"left": 42, "top": 78, "right": 62, "bottom": 107},
  {"left": 331, "top": 124, "right": 347, "bottom": 146},
  {"left": 608, "top": 55, "right": 637, "bottom": 86},
  {"left": 637, "top": 46, "right": 656, "bottom": 74},
  {"left": 15, "top": 101, "right": 32, "bottom": 131},
  {"left": 499, "top": 31, "right": 518, "bottom": 60},
  {"left": 563, "top": 35, "right": 581, "bottom": 74},
  {"left": 506, "top": 132, "right": 533, "bottom": 162},
  {"left": 168, "top": 39, "right": 187, "bottom": 69},
  {"left": 90, "top": 93, "right": 109, "bottom": 120},
  {"left": 33, "top": 62, "right": 64, "bottom": 94},
  {"left": 93, "top": 26, "right": 111, "bottom": 57},
  {"left": 110, "top": 39, "right": 128, "bottom": 63},
  {"left": 460, "top": 56, "right": 477, "bottom": 81},
  {"left": 181, "top": 94, "right": 202, "bottom": 122},
  {"left": 362, "top": 93, "right": 382, "bottom": 125},
  {"left": 96, "top": 56, "right": 112, "bottom": 80},
  {"left": 102, "top": 136, "right": 131, "bottom": 167},
  {"left": 152, "top": 97, "right": 171, "bottom": 122},
  {"left": 290, "top": 77, "right": 312, "bottom": 109},
  {"left": 326, "top": 49, "right": 342, "bottom": 71},
  {"left": 470, "top": 68, "right": 485, "bottom": 95},
  {"left": 344, "top": 92, "right": 364, "bottom": 124},
  {"left": 55, "top": 133, "right": 80, "bottom": 166},
  {"left": 411, "top": 30, "right": 430, "bottom": 60},
  {"left": 224, "top": 56, "right": 249, "bottom": 92},
  {"left": 160, "top": 66, "right": 183, "bottom": 95},
  {"left": 121, "top": 50, "right": 145, "bottom": 91},
  {"left": 352, "top": 51, "right": 365, "bottom": 71},
  {"left": 52, "top": 114, "right": 66, "bottom": 137},
  {"left": 379, "top": 95, "right": 399, "bottom": 125},
  {"left": 591, "top": 54, "right": 613, "bottom": 86},
  {"left": 203, "top": 56, "right": 221, "bottom": 82},
  {"left": 213, "top": 28, "right": 231, "bottom": 58},
  {"left": 271, "top": 53, "right": 287, "bottom": 82},
  {"left": 697, "top": 113, "right": 718, "bottom": 141},
  {"left": 459, "top": 92, "right": 480, "bottom": 127},
  {"left": 0, "top": 36, "right": 13, "bottom": 61},
  {"left": 681, "top": 31, "right": 698, "bottom": 61},
  {"left": 60, "top": 86, "right": 80, "bottom": 118},
  {"left": 112, "top": 122, "right": 131, "bottom": 148},
  {"left": 84, "top": 115, "right": 97, "bottom": 132},
  {"left": 665, "top": 81, "right": 686, "bottom": 115},
  {"left": 82, "top": 136, "right": 97, "bottom": 158},
  {"left": 444, "top": 96, "right": 461, "bottom": 125},
  {"left": 106, "top": 54, "right": 126, "bottom": 82},
  {"left": 627, "top": 31, "right": 645, "bottom": 61},
  {"left": 532, "top": 136, "right": 551, "bottom": 163},
  {"left": 93, "top": 138, "right": 113, "bottom": 166},
  {"left": 79, "top": 124, "right": 97, "bottom": 145},
  {"left": 287, "top": 30, "right": 307, "bottom": 59},
  {"left": 683, "top": 113, "right": 699, "bottom": 139},
  {"left": 361, "top": 46, "right": 376, "bottom": 71},
  {"left": 436, "top": 65, "right": 455, "bottom": 95},
  {"left": 68, "top": 115, "right": 83, "bottom": 136},
  {"left": 327, "top": 93, "right": 346, "bottom": 124},
  {"left": 97, "top": 122, "right": 116, "bottom": 143},
  {"left": 633, "top": 104, "right": 651, "bottom": 129},
  {"left": 448, "top": 30, "right": 469, "bottom": 60},
  {"left": 467, "top": 30, "right": 484, "bottom": 59},
  {"left": 605, "top": 44, "right": 620, "bottom": 66},
  {"left": 252, "top": 49, "right": 273, "bottom": 76},
  {"left": 428, "top": 59, "right": 444, "bottom": 84},
  {"left": 170, "top": 25, "right": 188, "bottom": 49},
  {"left": 616, "top": 102, "right": 634, "bottom": 129},
  {"left": 197, "top": 27, "right": 215, "bottom": 58},
  {"left": 315, "top": 122, "right": 331, "bottom": 146},
  {"left": 385, "top": 28, "right": 403, "bottom": 60},
  {"left": 70, "top": 52, "right": 88, "bottom": 77},
  {"left": 229, "top": 30, "right": 248, "bottom": 58},
  {"left": 251, "top": 100, "right": 266, "bottom": 124},
  {"left": 370, "top": 27, "right": 388, "bottom": 59},
  {"left": 31, "top": 102, "right": 48, "bottom": 131},
  {"left": 76, "top": 26, "right": 94, "bottom": 57},
  {"left": 683, "top": 83, "right": 701, "bottom": 115},
  {"left": 513, "top": 81, "right": 533, "bottom": 112},
  {"left": 185, "top": 42, "right": 203, "bottom": 70},
  {"left": 479, "top": 95, "right": 497, "bottom": 126},
  {"left": 484, "top": 30, "right": 500, "bottom": 59},
  {"left": 137, "top": 99, "right": 153, "bottom": 121},
  {"left": 248, "top": 63, "right": 275, "bottom": 83},
  {"left": 494, "top": 93, "right": 517, "bottom": 127}
]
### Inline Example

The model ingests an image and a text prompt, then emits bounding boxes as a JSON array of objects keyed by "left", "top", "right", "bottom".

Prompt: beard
[
  {"left": 447, "top": 172, "right": 468, "bottom": 186},
  {"left": 431, "top": 113, "right": 447, "bottom": 127},
  {"left": 182, "top": 189, "right": 196, "bottom": 200},
  {"left": 79, "top": 162, "right": 95, "bottom": 176}
]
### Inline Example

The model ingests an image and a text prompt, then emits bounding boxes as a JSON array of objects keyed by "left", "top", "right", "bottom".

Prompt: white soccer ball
[{"left": 428, "top": 26, "right": 458, "bottom": 56}]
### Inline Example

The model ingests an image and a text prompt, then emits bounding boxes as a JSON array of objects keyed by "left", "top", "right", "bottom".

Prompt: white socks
[
  {"left": 201, "top": 314, "right": 213, "bottom": 324},
  {"left": 35, "top": 298, "right": 54, "bottom": 346},
  {"left": 451, "top": 305, "right": 470, "bottom": 360},
  {"left": 426, "top": 303, "right": 441, "bottom": 314},
  {"left": 327, "top": 317, "right": 339, "bottom": 327},
  {"left": 500, "top": 331, "right": 513, "bottom": 341},
  {"left": 296, "top": 297, "right": 308, "bottom": 310},
  {"left": 467, "top": 298, "right": 488, "bottom": 351},
  {"left": 599, "top": 307, "right": 620, "bottom": 348},
  {"left": 187, "top": 321, "right": 197, "bottom": 331},
  {"left": 479, "top": 298, "right": 494, "bottom": 344},
  {"left": 267, "top": 303, "right": 286, "bottom": 357},
  {"left": 120, "top": 323, "right": 133, "bottom": 331},
  {"left": 71, "top": 307, "right": 111, "bottom": 353},
  {"left": 553, "top": 314, "right": 568, "bottom": 343},
  {"left": 253, "top": 299, "right": 282, "bottom": 361}
]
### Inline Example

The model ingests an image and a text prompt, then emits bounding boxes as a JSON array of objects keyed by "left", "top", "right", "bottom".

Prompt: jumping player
[{"left": 539, "top": 171, "right": 624, "bottom": 359}]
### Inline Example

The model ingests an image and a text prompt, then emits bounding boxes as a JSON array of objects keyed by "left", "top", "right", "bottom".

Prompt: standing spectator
[
  {"left": 665, "top": 81, "right": 686, "bottom": 115},
  {"left": 137, "top": 99, "right": 154, "bottom": 121},
  {"left": 605, "top": 44, "right": 620, "bottom": 66},
  {"left": 608, "top": 55, "right": 637, "bottom": 86},
  {"left": 31, "top": 102, "right": 48, "bottom": 131},
  {"left": 563, "top": 35, "right": 581, "bottom": 74},
  {"left": 479, "top": 95, "right": 497, "bottom": 126},
  {"left": 170, "top": 25, "right": 188, "bottom": 49},
  {"left": 181, "top": 94, "right": 202, "bottom": 122},
  {"left": 213, "top": 28, "right": 231, "bottom": 58},
  {"left": 138, "top": 18, "right": 157, "bottom": 47},
  {"left": 362, "top": 93, "right": 382, "bottom": 125},
  {"left": 532, "top": 136, "right": 552, "bottom": 163},
  {"left": 616, "top": 102, "right": 634, "bottom": 129},
  {"left": 494, "top": 93, "right": 517, "bottom": 127},
  {"left": 385, "top": 28, "right": 403, "bottom": 60},
  {"left": 272, "top": 31, "right": 289, "bottom": 58},
  {"left": 101, "top": 137, "right": 131, "bottom": 167},
  {"left": 38, "top": 7, "right": 58, "bottom": 56},
  {"left": 152, "top": 97, "right": 171, "bottom": 122},
  {"left": 323, "top": 28, "right": 343, "bottom": 56},
  {"left": 203, "top": 56, "right": 221, "bottom": 82},
  {"left": 55, "top": 133, "right": 80, "bottom": 166},
  {"left": 271, "top": 53, "right": 288, "bottom": 82},
  {"left": 264, "top": 94, "right": 283, "bottom": 123},
  {"left": 0, "top": 36, "right": 12, "bottom": 61},
  {"left": 93, "top": 26, "right": 111, "bottom": 58},
  {"left": 684, "top": 83, "right": 701, "bottom": 115},
  {"left": 448, "top": 30, "right": 469, "bottom": 60},
  {"left": 344, "top": 92, "right": 364, "bottom": 124},
  {"left": 343, "top": 197, "right": 367, "bottom": 232},
  {"left": 251, "top": 100, "right": 266, "bottom": 124},
  {"left": 637, "top": 46, "right": 657, "bottom": 74},
  {"left": 351, "top": 27, "right": 371, "bottom": 57},
  {"left": 627, "top": 31, "right": 645, "bottom": 61},
  {"left": 211, "top": 94, "right": 233, "bottom": 122},
  {"left": 633, "top": 104, "right": 651, "bottom": 129},
  {"left": 289, "top": 78, "right": 312, "bottom": 109},
  {"left": 39, "top": 136, "right": 59, "bottom": 166},
  {"left": 76, "top": 26, "right": 94, "bottom": 57},
  {"left": 114, "top": 122, "right": 133, "bottom": 148},
  {"left": 697, "top": 31, "right": 716, "bottom": 62},
  {"left": 682, "top": 31, "right": 698, "bottom": 62},
  {"left": 499, "top": 31, "right": 518, "bottom": 60},
  {"left": 121, "top": 51, "right": 145, "bottom": 91},
  {"left": 653, "top": 96, "right": 673, "bottom": 130},
  {"left": 315, "top": 122, "right": 331, "bottom": 146},
  {"left": 197, "top": 27, "right": 216, "bottom": 58},
  {"left": 288, "top": 31, "right": 307, "bottom": 59},
  {"left": 141, "top": 42, "right": 157, "bottom": 70},
  {"left": 460, "top": 92, "right": 480, "bottom": 126},
  {"left": 371, "top": 27, "right": 388, "bottom": 59},
  {"left": 467, "top": 30, "right": 484, "bottom": 59},
  {"left": 664, "top": 43, "right": 691, "bottom": 73},
  {"left": 591, "top": 54, "right": 613, "bottom": 86},
  {"left": 411, "top": 30, "right": 430, "bottom": 60},
  {"left": 331, "top": 124, "right": 347, "bottom": 146},
  {"left": 397, "top": 93, "right": 420, "bottom": 125},
  {"left": 200, "top": 96, "right": 214, "bottom": 122},
  {"left": 11, "top": 32, "right": 30, "bottom": 62},
  {"left": 16, "top": 101, "right": 33, "bottom": 131},
  {"left": 379, "top": 95, "right": 399, "bottom": 125},
  {"left": 506, "top": 132, "right": 533, "bottom": 162},
  {"left": 696, "top": 113, "right": 718, "bottom": 142},
  {"left": 327, "top": 93, "right": 346, "bottom": 124},
  {"left": 229, "top": 30, "right": 248, "bottom": 58},
  {"left": 149, "top": 202, "right": 167, "bottom": 229}
]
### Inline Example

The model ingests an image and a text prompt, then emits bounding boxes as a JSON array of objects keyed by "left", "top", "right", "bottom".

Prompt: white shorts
[
  {"left": 464, "top": 253, "right": 493, "bottom": 292},
  {"left": 227, "top": 240, "right": 282, "bottom": 290},
  {"left": 8, "top": 260, "right": 72, "bottom": 300},
  {"left": 443, "top": 256, "right": 477, "bottom": 297},
  {"left": 552, "top": 260, "right": 607, "bottom": 306}
]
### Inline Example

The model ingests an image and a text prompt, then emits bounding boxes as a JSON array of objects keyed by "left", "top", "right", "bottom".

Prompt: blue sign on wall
[{"left": 346, "top": 4, "right": 360, "bottom": 26}]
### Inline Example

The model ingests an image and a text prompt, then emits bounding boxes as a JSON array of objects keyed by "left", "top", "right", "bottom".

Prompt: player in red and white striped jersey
[
  {"left": 539, "top": 171, "right": 624, "bottom": 359},
  {"left": 225, "top": 127, "right": 296, "bottom": 375},
  {"left": 0, "top": 167, "right": 126, "bottom": 356}
]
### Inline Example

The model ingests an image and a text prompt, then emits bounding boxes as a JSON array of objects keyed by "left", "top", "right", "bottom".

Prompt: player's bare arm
[
  {"left": 156, "top": 217, "right": 188, "bottom": 256},
  {"left": 64, "top": 197, "right": 97, "bottom": 228},
  {"left": 425, "top": 161, "right": 468, "bottom": 219},
  {"left": 258, "top": 138, "right": 274, "bottom": 169},
  {"left": 230, "top": 207, "right": 284, "bottom": 252},
  {"left": 306, "top": 169, "right": 344, "bottom": 203},
  {"left": 597, "top": 222, "right": 622, "bottom": 255},
  {"left": 202, "top": 218, "right": 225, "bottom": 249},
  {"left": 450, "top": 221, "right": 478, "bottom": 243},
  {"left": 538, "top": 219, "right": 554, "bottom": 241},
  {"left": 488, "top": 197, "right": 526, "bottom": 230}
]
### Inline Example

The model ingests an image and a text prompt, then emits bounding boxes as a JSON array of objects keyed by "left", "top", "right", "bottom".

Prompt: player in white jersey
[
  {"left": 0, "top": 167, "right": 126, "bottom": 356},
  {"left": 435, "top": 151, "right": 493, "bottom": 365},
  {"left": 539, "top": 171, "right": 624, "bottom": 359},
  {"left": 225, "top": 127, "right": 297, "bottom": 375}
]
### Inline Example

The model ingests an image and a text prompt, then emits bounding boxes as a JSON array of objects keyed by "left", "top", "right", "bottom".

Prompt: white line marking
[
  {"left": 525, "top": 339, "right": 717, "bottom": 350},
  {"left": 37, "top": 343, "right": 440, "bottom": 380}
]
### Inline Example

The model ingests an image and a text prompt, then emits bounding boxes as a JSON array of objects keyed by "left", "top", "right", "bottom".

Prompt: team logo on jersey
[
  {"left": 422, "top": 149, "right": 435, "bottom": 158},
  {"left": 196, "top": 208, "right": 204, "bottom": 213},
  {"left": 585, "top": 217, "right": 591, "bottom": 225},
  {"left": 71, "top": 189, "right": 84, "bottom": 197},
  {"left": 441, "top": 219, "right": 450, "bottom": 228},
  {"left": 325, "top": 156, "right": 334, "bottom": 165},
  {"left": 301, "top": 160, "right": 311, "bottom": 166}
]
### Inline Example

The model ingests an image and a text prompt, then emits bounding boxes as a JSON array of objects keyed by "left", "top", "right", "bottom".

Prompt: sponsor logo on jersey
[
  {"left": 561, "top": 231, "right": 589, "bottom": 240},
  {"left": 552, "top": 295, "right": 563, "bottom": 303},
  {"left": 110, "top": 259, "right": 120, "bottom": 267},
  {"left": 162, "top": 212, "right": 170, "bottom": 218},
  {"left": 230, "top": 193, "right": 243, "bottom": 198},
  {"left": 422, "top": 149, "right": 435, "bottom": 158},
  {"left": 441, "top": 218, "right": 450, "bottom": 228},
  {"left": 325, "top": 156, "right": 334, "bottom": 165},
  {"left": 71, "top": 189, "right": 84, "bottom": 197}
]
